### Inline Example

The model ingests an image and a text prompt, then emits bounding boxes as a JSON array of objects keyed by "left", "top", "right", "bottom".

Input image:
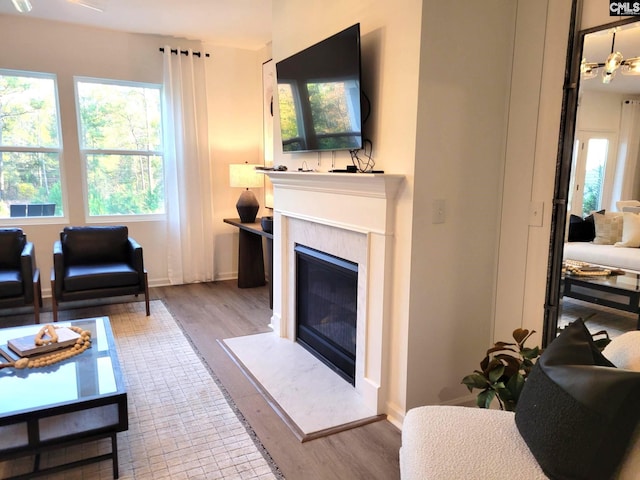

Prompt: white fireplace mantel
[
  {"left": 266, "top": 171, "right": 404, "bottom": 235},
  {"left": 266, "top": 171, "right": 404, "bottom": 415}
]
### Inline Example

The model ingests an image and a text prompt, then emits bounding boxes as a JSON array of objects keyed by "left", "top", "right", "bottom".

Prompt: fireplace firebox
[{"left": 295, "top": 244, "right": 358, "bottom": 385}]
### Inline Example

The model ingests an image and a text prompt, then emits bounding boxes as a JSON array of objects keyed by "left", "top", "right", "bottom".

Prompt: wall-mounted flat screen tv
[{"left": 276, "top": 23, "right": 363, "bottom": 153}]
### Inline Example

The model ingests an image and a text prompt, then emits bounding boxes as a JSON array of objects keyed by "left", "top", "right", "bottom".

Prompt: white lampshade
[
  {"left": 229, "top": 164, "right": 263, "bottom": 189},
  {"left": 621, "top": 57, "right": 640, "bottom": 75}
]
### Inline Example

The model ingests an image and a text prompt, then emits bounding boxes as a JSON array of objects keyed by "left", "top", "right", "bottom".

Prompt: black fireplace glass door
[{"left": 295, "top": 244, "right": 358, "bottom": 385}]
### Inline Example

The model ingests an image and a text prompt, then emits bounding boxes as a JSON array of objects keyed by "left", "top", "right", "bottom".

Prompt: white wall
[
  {"left": 0, "top": 15, "right": 265, "bottom": 292},
  {"left": 494, "top": 1, "right": 573, "bottom": 346},
  {"left": 206, "top": 43, "right": 268, "bottom": 280},
  {"left": 406, "top": 0, "right": 517, "bottom": 410},
  {"left": 578, "top": 90, "right": 625, "bottom": 131}
]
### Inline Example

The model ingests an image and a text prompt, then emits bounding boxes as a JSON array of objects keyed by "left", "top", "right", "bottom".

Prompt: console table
[{"left": 224, "top": 218, "right": 273, "bottom": 309}]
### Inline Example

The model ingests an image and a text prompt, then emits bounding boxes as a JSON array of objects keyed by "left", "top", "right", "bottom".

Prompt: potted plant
[
  {"left": 462, "top": 323, "right": 611, "bottom": 411},
  {"left": 461, "top": 328, "right": 540, "bottom": 411}
]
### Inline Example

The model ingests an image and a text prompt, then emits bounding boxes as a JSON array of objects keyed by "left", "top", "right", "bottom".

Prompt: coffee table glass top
[{"left": 0, "top": 317, "right": 124, "bottom": 417}]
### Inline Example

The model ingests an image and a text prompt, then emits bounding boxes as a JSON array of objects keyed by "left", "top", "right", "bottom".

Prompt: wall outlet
[{"left": 432, "top": 199, "right": 446, "bottom": 224}]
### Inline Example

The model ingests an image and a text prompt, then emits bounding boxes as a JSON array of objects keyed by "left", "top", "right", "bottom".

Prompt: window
[
  {"left": 0, "top": 70, "right": 63, "bottom": 219},
  {"left": 76, "top": 78, "right": 164, "bottom": 216}
]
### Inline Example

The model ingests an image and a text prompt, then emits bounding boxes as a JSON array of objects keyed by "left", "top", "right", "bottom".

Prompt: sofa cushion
[
  {"left": 593, "top": 211, "right": 624, "bottom": 244},
  {"left": 515, "top": 319, "right": 640, "bottom": 480},
  {"left": 568, "top": 213, "right": 597, "bottom": 242},
  {"left": 61, "top": 226, "right": 129, "bottom": 266},
  {"left": 0, "top": 270, "right": 23, "bottom": 298},
  {"left": 563, "top": 242, "right": 640, "bottom": 272},
  {"left": 603, "top": 330, "right": 640, "bottom": 371},
  {"left": 0, "top": 229, "right": 25, "bottom": 270},
  {"left": 400, "top": 406, "right": 547, "bottom": 480},
  {"left": 616, "top": 212, "right": 640, "bottom": 248},
  {"left": 64, "top": 263, "right": 139, "bottom": 292}
]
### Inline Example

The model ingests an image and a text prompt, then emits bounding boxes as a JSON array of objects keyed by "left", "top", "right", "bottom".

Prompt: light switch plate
[
  {"left": 433, "top": 199, "right": 445, "bottom": 224},
  {"left": 529, "top": 201, "right": 544, "bottom": 227}
]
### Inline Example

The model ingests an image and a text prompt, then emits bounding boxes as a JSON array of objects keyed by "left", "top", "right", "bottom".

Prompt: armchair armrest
[
  {"left": 53, "top": 240, "right": 64, "bottom": 298},
  {"left": 127, "top": 237, "right": 146, "bottom": 286},
  {"left": 20, "top": 241, "right": 36, "bottom": 303}
]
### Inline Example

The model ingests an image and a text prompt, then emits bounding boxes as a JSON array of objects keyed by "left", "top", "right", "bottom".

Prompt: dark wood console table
[{"left": 224, "top": 218, "right": 273, "bottom": 309}]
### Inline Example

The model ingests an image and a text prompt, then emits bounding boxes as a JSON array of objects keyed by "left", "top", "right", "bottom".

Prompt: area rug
[{"left": 0, "top": 300, "right": 284, "bottom": 480}]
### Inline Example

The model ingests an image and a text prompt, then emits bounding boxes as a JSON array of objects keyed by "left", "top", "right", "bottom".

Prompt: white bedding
[{"left": 563, "top": 242, "right": 640, "bottom": 273}]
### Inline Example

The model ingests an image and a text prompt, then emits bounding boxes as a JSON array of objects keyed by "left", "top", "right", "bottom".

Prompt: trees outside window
[
  {"left": 0, "top": 70, "right": 63, "bottom": 218},
  {"left": 76, "top": 78, "right": 164, "bottom": 216}
]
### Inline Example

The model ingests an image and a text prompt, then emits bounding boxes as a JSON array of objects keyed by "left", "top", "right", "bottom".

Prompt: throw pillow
[
  {"left": 568, "top": 213, "right": 597, "bottom": 242},
  {"left": 603, "top": 330, "right": 640, "bottom": 371},
  {"left": 616, "top": 212, "right": 640, "bottom": 247},
  {"left": 593, "top": 211, "right": 624, "bottom": 244},
  {"left": 616, "top": 200, "right": 640, "bottom": 211},
  {"left": 515, "top": 319, "right": 640, "bottom": 480}
]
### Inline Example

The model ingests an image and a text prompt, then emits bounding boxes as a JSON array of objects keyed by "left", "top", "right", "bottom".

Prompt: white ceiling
[{"left": 0, "top": 0, "right": 272, "bottom": 50}]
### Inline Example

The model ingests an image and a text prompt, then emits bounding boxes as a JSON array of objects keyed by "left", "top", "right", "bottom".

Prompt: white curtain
[
  {"left": 613, "top": 99, "right": 640, "bottom": 203},
  {"left": 162, "top": 46, "right": 214, "bottom": 284}
]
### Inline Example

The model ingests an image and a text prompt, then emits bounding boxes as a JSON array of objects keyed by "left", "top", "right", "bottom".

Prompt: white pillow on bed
[{"left": 616, "top": 212, "right": 640, "bottom": 248}]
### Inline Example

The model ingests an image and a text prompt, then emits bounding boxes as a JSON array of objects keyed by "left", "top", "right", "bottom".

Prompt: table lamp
[{"left": 229, "top": 163, "right": 263, "bottom": 223}]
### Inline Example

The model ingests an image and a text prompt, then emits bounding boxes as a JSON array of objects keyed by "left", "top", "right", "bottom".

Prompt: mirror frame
[{"left": 543, "top": 2, "right": 640, "bottom": 346}]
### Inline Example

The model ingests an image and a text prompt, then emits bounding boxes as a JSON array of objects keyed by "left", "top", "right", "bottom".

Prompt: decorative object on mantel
[
  {"left": 1, "top": 324, "right": 92, "bottom": 370},
  {"left": 229, "top": 162, "right": 263, "bottom": 223},
  {"left": 462, "top": 324, "right": 611, "bottom": 411}
]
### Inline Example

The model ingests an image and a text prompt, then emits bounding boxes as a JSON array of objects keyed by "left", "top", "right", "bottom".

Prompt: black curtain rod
[{"left": 159, "top": 47, "right": 210, "bottom": 58}]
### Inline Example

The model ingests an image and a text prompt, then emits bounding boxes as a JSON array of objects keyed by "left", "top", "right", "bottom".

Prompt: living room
[{"left": 0, "top": 0, "right": 630, "bottom": 479}]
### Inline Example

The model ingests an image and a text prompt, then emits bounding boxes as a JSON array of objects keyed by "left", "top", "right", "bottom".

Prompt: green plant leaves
[
  {"left": 462, "top": 324, "right": 610, "bottom": 410},
  {"left": 461, "top": 328, "right": 540, "bottom": 410},
  {"left": 461, "top": 372, "right": 488, "bottom": 391},
  {"left": 477, "top": 389, "right": 495, "bottom": 409}
]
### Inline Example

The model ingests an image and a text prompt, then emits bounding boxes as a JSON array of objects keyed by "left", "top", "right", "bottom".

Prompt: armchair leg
[
  {"left": 33, "top": 269, "right": 41, "bottom": 324},
  {"left": 51, "top": 277, "right": 58, "bottom": 323},
  {"left": 144, "top": 271, "right": 150, "bottom": 316}
]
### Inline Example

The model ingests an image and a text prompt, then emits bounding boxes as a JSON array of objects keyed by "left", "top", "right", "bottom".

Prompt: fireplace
[
  {"left": 266, "top": 171, "right": 403, "bottom": 415},
  {"left": 295, "top": 244, "right": 358, "bottom": 385}
]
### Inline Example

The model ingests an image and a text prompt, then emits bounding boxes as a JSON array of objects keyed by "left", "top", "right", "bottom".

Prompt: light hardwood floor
[
  {"left": 1, "top": 282, "right": 401, "bottom": 480},
  {"left": 153, "top": 281, "right": 402, "bottom": 480}
]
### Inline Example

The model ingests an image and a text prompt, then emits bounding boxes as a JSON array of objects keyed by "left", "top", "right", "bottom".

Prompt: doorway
[{"left": 568, "top": 132, "right": 618, "bottom": 216}]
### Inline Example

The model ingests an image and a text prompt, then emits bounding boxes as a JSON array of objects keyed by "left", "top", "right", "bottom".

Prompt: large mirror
[{"left": 546, "top": 16, "right": 640, "bottom": 345}]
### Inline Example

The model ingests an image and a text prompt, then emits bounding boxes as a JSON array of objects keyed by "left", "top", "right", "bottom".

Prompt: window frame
[
  {"left": 0, "top": 68, "right": 68, "bottom": 224},
  {"left": 74, "top": 76, "right": 165, "bottom": 222}
]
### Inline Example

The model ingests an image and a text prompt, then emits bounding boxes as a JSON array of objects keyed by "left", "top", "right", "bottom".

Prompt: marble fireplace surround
[{"left": 267, "top": 171, "right": 404, "bottom": 414}]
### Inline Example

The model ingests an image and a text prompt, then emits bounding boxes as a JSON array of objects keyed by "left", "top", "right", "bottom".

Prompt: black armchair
[
  {"left": 0, "top": 228, "right": 42, "bottom": 323},
  {"left": 51, "top": 226, "right": 150, "bottom": 321}
]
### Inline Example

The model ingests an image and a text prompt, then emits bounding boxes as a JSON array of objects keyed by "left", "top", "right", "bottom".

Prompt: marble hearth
[{"left": 268, "top": 172, "right": 404, "bottom": 415}]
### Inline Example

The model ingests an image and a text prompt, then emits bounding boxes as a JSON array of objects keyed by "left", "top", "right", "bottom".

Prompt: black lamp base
[{"left": 236, "top": 189, "right": 259, "bottom": 223}]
